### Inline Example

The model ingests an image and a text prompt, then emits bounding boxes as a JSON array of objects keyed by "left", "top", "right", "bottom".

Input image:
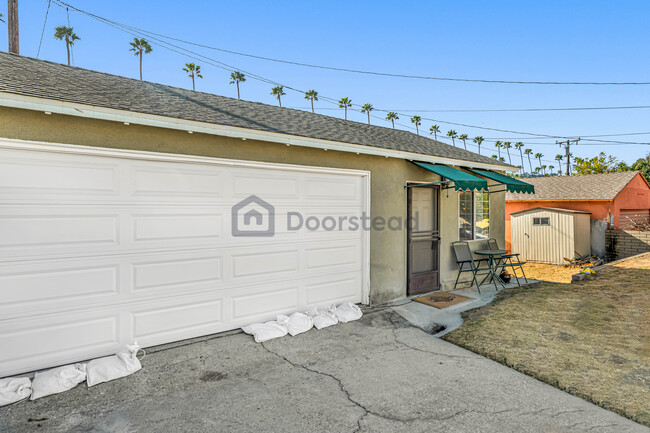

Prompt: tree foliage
[{"left": 573, "top": 152, "right": 620, "bottom": 175}]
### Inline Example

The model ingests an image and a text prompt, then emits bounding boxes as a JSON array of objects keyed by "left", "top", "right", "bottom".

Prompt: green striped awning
[
  {"left": 413, "top": 162, "right": 488, "bottom": 191},
  {"left": 470, "top": 169, "right": 535, "bottom": 194}
]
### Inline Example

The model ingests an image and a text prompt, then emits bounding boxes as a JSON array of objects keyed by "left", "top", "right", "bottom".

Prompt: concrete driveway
[{"left": 0, "top": 308, "right": 647, "bottom": 433}]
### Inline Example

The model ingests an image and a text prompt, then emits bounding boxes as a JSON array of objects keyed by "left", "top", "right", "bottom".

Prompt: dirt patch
[
  {"left": 444, "top": 253, "right": 650, "bottom": 426},
  {"left": 521, "top": 262, "right": 581, "bottom": 283}
]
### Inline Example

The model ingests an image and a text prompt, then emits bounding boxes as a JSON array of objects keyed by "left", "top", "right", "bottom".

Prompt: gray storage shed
[{"left": 510, "top": 207, "right": 591, "bottom": 265}]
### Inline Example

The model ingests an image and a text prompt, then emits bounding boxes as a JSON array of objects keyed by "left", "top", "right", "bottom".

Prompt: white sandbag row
[
  {"left": 242, "top": 302, "right": 363, "bottom": 343},
  {"left": 0, "top": 342, "right": 144, "bottom": 407}
]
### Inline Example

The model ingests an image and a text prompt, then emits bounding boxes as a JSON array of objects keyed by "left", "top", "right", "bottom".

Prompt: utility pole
[
  {"left": 556, "top": 138, "right": 580, "bottom": 176},
  {"left": 8, "top": 0, "right": 18, "bottom": 54}
]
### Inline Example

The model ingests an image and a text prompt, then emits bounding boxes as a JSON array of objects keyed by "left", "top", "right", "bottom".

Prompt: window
[
  {"left": 533, "top": 217, "right": 550, "bottom": 226},
  {"left": 459, "top": 191, "right": 489, "bottom": 240}
]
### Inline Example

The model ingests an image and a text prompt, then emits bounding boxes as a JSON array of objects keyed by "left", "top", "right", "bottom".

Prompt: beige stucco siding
[{"left": 0, "top": 107, "right": 506, "bottom": 303}]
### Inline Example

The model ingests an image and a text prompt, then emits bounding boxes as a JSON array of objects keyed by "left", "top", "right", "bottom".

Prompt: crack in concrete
[
  {"left": 259, "top": 340, "right": 528, "bottom": 432},
  {"left": 386, "top": 315, "right": 478, "bottom": 360}
]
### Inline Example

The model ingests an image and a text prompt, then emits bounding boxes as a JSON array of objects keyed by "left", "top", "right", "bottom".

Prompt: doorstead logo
[
  {"left": 231, "top": 195, "right": 418, "bottom": 237},
  {"left": 231, "top": 195, "right": 276, "bottom": 237}
]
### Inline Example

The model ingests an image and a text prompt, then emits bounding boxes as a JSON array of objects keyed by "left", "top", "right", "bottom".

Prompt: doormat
[{"left": 412, "top": 292, "right": 471, "bottom": 310}]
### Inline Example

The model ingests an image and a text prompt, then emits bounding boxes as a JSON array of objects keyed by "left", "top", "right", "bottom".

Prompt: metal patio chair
[
  {"left": 488, "top": 238, "right": 528, "bottom": 286},
  {"left": 451, "top": 241, "right": 492, "bottom": 293}
]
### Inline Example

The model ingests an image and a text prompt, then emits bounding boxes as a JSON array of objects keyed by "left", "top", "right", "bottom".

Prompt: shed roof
[
  {"left": 506, "top": 171, "right": 641, "bottom": 201},
  {"left": 0, "top": 52, "right": 513, "bottom": 169},
  {"left": 510, "top": 207, "right": 592, "bottom": 216}
]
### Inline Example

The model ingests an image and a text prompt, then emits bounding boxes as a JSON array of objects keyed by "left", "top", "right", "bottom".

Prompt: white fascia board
[{"left": 0, "top": 92, "right": 513, "bottom": 171}]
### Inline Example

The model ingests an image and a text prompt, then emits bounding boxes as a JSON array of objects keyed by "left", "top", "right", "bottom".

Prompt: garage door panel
[
  {"left": 306, "top": 275, "right": 362, "bottom": 305},
  {"left": 305, "top": 176, "right": 362, "bottom": 201},
  {"left": 132, "top": 299, "right": 222, "bottom": 346},
  {"left": 132, "top": 213, "right": 223, "bottom": 242},
  {"left": 306, "top": 245, "right": 360, "bottom": 270},
  {"left": 0, "top": 150, "right": 119, "bottom": 197},
  {"left": 231, "top": 249, "right": 300, "bottom": 279},
  {"left": 132, "top": 255, "right": 222, "bottom": 291},
  {"left": 231, "top": 286, "right": 300, "bottom": 321},
  {"left": 131, "top": 165, "right": 223, "bottom": 199},
  {"left": 0, "top": 264, "right": 118, "bottom": 308},
  {"left": 0, "top": 315, "right": 120, "bottom": 376},
  {"left": 0, "top": 142, "right": 368, "bottom": 377},
  {"left": 0, "top": 214, "right": 119, "bottom": 248},
  {"left": 233, "top": 173, "right": 300, "bottom": 199}
]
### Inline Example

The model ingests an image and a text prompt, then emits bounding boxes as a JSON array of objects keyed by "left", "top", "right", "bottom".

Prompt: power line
[
  {"left": 51, "top": 1, "right": 650, "bottom": 86},
  {"left": 36, "top": 0, "right": 52, "bottom": 58},
  {"left": 288, "top": 105, "right": 650, "bottom": 113}
]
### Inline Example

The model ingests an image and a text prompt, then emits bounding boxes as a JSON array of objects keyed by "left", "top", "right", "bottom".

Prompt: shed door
[{"left": 0, "top": 141, "right": 368, "bottom": 377}]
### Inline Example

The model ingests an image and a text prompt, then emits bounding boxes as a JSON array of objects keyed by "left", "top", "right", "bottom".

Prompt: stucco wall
[{"left": 0, "top": 107, "right": 506, "bottom": 303}]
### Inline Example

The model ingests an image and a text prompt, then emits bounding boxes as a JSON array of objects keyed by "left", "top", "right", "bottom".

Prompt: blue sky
[{"left": 3, "top": 0, "right": 650, "bottom": 168}]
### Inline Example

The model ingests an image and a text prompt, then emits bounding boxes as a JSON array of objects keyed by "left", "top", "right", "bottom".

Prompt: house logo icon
[{"left": 231, "top": 195, "right": 275, "bottom": 237}]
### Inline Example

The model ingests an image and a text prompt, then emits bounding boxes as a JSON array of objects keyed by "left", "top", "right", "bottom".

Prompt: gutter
[{"left": 0, "top": 92, "right": 513, "bottom": 172}]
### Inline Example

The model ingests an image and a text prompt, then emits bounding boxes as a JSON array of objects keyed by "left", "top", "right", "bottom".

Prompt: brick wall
[{"left": 606, "top": 229, "right": 650, "bottom": 261}]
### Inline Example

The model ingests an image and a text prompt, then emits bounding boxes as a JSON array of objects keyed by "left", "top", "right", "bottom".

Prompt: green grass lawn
[{"left": 444, "top": 253, "right": 650, "bottom": 426}]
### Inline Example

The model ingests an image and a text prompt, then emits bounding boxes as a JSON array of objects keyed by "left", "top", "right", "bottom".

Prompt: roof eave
[{"left": 0, "top": 91, "right": 514, "bottom": 172}]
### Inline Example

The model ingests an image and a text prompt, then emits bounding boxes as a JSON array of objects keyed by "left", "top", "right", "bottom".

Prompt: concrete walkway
[
  {"left": 1, "top": 308, "right": 646, "bottom": 432},
  {"left": 392, "top": 277, "right": 539, "bottom": 336}
]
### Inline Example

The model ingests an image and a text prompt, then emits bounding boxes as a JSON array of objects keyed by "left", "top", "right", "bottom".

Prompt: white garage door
[{"left": 0, "top": 139, "right": 369, "bottom": 377}]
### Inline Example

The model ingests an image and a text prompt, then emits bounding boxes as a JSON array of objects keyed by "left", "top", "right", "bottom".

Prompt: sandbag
[
  {"left": 30, "top": 363, "right": 86, "bottom": 400},
  {"left": 242, "top": 321, "right": 288, "bottom": 343},
  {"left": 0, "top": 377, "right": 31, "bottom": 406},
  {"left": 335, "top": 302, "right": 363, "bottom": 323},
  {"left": 277, "top": 312, "right": 313, "bottom": 336},
  {"left": 86, "top": 342, "right": 142, "bottom": 387},
  {"left": 308, "top": 305, "right": 339, "bottom": 330}
]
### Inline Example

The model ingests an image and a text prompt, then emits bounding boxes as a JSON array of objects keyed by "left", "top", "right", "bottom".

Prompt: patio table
[{"left": 474, "top": 249, "right": 508, "bottom": 289}]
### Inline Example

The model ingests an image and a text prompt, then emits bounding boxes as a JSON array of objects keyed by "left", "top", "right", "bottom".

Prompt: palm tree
[
  {"left": 541, "top": 164, "right": 547, "bottom": 175},
  {"left": 473, "top": 136, "right": 484, "bottom": 155},
  {"left": 535, "top": 152, "right": 544, "bottom": 171},
  {"left": 411, "top": 116, "right": 422, "bottom": 135},
  {"left": 447, "top": 130, "right": 458, "bottom": 147},
  {"left": 429, "top": 125, "right": 440, "bottom": 141},
  {"left": 271, "top": 86, "right": 285, "bottom": 107},
  {"left": 459, "top": 134, "right": 468, "bottom": 150},
  {"left": 555, "top": 154, "right": 564, "bottom": 174},
  {"left": 361, "top": 103, "right": 373, "bottom": 124},
  {"left": 386, "top": 112, "right": 399, "bottom": 128},
  {"left": 499, "top": 156, "right": 506, "bottom": 163},
  {"left": 183, "top": 63, "right": 203, "bottom": 91},
  {"left": 534, "top": 167, "right": 541, "bottom": 174},
  {"left": 129, "top": 38, "right": 153, "bottom": 80},
  {"left": 524, "top": 148, "right": 534, "bottom": 174},
  {"left": 230, "top": 71, "right": 246, "bottom": 99},
  {"left": 0, "top": 13, "right": 4, "bottom": 23},
  {"left": 495, "top": 141, "right": 502, "bottom": 159},
  {"left": 338, "top": 97, "right": 352, "bottom": 120},
  {"left": 491, "top": 155, "right": 498, "bottom": 160},
  {"left": 548, "top": 165, "right": 554, "bottom": 174},
  {"left": 305, "top": 90, "right": 318, "bottom": 113},
  {"left": 503, "top": 141, "right": 512, "bottom": 164},
  {"left": 54, "top": 26, "right": 80, "bottom": 66},
  {"left": 515, "top": 142, "right": 525, "bottom": 173}
]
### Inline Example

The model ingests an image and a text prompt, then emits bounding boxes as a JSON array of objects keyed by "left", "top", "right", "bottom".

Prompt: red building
[{"left": 505, "top": 171, "right": 650, "bottom": 250}]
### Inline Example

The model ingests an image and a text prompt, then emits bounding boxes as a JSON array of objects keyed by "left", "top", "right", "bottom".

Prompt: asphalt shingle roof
[
  {"left": 0, "top": 52, "right": 512, "bottom": 168},
  {"left": 506, "top": 171, "right": 641, "bottom": 201}
]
